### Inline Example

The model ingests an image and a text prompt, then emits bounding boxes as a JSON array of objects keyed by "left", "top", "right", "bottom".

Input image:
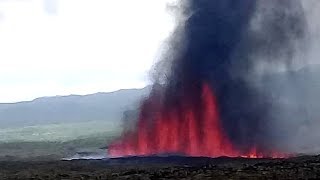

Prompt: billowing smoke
[
  {"left": 109, "top": 0, "right": 320, "bottom": 157},
  {"left": 271, "top": 1, "right": 320, "bottom": 154}
]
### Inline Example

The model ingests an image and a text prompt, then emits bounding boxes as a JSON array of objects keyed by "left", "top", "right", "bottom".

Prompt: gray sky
[{"left": 0, "top": 0, "right": 174, "bottom": 103}]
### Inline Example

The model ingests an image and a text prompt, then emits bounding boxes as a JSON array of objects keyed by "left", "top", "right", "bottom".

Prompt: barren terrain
[{"left": 0, "top": 155, "right": 319, "bottom": 179}]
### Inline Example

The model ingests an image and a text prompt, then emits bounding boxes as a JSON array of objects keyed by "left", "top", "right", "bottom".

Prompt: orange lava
[{"left": 109, "top": 83, "right": 284, "bottom": 158}]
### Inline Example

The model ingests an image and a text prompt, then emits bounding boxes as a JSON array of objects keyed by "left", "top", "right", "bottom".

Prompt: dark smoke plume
[
  {"left": 110, "top": 0, "right": 310, "bottom": 157},
  {"left": 153, "top": 0, "right": 306, "bottom": 152}
]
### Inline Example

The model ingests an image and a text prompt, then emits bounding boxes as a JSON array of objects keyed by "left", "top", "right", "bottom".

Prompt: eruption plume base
[
  {"left": 109, "top": 84, "right": 285, "bottom": 159},
  {"left": 108, "top": 0, "right": 307, "bottom": 159}
]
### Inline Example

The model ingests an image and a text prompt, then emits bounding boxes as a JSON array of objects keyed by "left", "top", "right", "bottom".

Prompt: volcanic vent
[{"left": 109, "top": 0, "right": 306, "bottom": 158}]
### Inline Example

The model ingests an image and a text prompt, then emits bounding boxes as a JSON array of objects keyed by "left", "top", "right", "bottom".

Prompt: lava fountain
[
  {"left": 109, "top": 0, "right": 306, "bottom": 158},
  {"left": 109, "top": 84, "right": 285, "bottom": 158}
]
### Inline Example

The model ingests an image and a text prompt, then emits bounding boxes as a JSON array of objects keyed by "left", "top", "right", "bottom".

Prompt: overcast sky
[{"left": 0, "top": 0, "right": 174, "bottom": 103}]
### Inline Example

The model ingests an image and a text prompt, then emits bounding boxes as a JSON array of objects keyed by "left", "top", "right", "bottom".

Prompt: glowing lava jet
[
  {"left": 109, "top": 0, "right": 305, "bottom": 158},
  {"left": 109, "top": 84, "right": 285, "bottom": 158}
]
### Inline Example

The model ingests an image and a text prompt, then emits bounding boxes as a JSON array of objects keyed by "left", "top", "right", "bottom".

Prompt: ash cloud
[
  {"left": 152, "top": 0, "right": 318, "bottom": 154},
  {"left": 115, "top": 0, "right": 320, "bottom": 156},
  {"left": 269, "top": 1, "right": 320, "bottom": 154}
]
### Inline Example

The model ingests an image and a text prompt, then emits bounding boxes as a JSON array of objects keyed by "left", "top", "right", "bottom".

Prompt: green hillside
[{"left": 0, "top": 121, "right": 122, "bottom": 160}]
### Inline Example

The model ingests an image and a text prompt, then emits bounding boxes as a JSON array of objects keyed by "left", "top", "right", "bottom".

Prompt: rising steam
[{"left": 109, "top": 0, "right": 320, "bottom": 157}]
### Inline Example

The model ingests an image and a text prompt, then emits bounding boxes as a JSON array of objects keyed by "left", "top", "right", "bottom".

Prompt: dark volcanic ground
[{"left": 0, "top": 155, "right": 320, "bottom": 179}]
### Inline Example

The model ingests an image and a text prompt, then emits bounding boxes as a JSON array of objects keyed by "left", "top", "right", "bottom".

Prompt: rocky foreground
[{"left": 0, "top": 155, "right": 320, "bottom": 179}]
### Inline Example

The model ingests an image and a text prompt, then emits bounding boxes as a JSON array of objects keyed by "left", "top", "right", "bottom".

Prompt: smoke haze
[
  {"left": 110, "top": 0, "right": 320, "bottom": 156},
  {"left": 273, "top": 1, "right": 320, "bottom": 154}
]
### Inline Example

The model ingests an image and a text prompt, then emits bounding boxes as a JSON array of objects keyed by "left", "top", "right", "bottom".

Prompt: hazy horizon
[{"left": 0, "top": 85, "right": 150, "bottom": 104}]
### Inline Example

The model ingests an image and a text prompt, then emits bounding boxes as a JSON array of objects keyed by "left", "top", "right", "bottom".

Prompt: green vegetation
[
  {"left": 0, "top": 121, "right": 121, "bottom": 142},
  {"left": 0, "top": 88, "right": 147, "bottom": 160},
  {"left": 0, "top": 121, "right": 122, "bottom": 160}
]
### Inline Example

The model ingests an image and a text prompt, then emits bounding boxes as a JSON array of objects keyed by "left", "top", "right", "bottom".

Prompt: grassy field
[{"left": 0, "top": 121, "right": 122, "bottom": 160}]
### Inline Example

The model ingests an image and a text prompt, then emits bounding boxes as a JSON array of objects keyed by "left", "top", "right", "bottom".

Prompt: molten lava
[{"left": 108, "top": 84, "right": 284, "bottom": 158}]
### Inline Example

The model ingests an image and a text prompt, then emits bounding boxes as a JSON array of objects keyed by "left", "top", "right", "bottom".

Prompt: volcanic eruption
[{"left": 109, "top": 0, "right": 307, "bottom": 158}]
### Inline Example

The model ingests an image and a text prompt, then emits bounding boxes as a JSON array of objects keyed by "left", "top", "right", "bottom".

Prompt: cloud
[
  {"left": 44, "top": 0, "right": 58, "bottom": 15},
  {"left": 0, "top": 0, "right": 175, "bottom": 102}
]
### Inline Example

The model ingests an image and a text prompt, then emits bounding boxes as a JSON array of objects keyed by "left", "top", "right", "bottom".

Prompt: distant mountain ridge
[
  {"left": 0, "top": 87, "right": 151, "bottom": 128},
  {"left": 0, "top": 64, "right": 319, "bottom": 129}
]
